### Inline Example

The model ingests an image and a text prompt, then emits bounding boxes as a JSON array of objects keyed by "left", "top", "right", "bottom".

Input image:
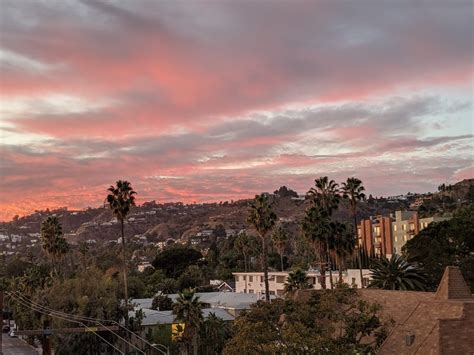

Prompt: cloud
[{"left": 0, "top": 1, "right": 472, "bottom": 220}]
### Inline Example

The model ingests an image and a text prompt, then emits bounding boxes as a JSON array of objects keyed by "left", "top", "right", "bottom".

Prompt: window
[
  {"left": 409, "top": 223, "right": 415, "bottom": 231},
  {"left": 276, "top": 289, "right": 285, "bottom": 296},
  {"left": 394, "top": 247, "right": 397, "bottom": 253},
  {"left": 402, "top": 224, "right": 407, "bottom": 231},
  {"left": 235, "top": 276, "right": 239, "bottom": 282},
  {"left": 261, "top": 276, "right": 264, "bottom": 283},
  {"left": 393, "top": 225, "right": 398, "bottom": 232},
  {"left": 394, "top": 236, "right": 398, "bottom": 243},
  {"left": 351, "top": 277, "right": 356, "bottom": 285},
  {"left": 269, "top": 291, "right": 276, "bottom": 295},
  {"left": 276, "top": 276, "right": 285, "bottom": 283},
  {"left": 243, "top": 276, "right": 246, "bottom": 281},
  {"left": 249, "top": 276, "right": 253, "bottom": 282},
  {"left": 403, "top": 235, "right": 407, "bottom": 242},
  {"left": 248, "top": 289, "right": 254, "bottom": 294}
]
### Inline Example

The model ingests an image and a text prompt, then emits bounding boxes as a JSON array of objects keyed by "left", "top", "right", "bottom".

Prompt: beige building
[
  {"left": 391, "top": 211, "right": 449, "bottom": 255},
  {"left": 233, "top": 269, "right": 372, "bottom": 296}
]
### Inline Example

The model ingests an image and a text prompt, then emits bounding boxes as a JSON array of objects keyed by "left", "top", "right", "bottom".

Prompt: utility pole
[
  {"left": 1, "top": 290, "right": 3, "bottom": 355},
  {"left": 41, "top": 319, "right": 52, "bottom": 355}
]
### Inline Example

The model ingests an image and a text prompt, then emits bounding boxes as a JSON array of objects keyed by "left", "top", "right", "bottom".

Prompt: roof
[
  {"left": 435, "top": 266, "right": 472, "bottom": 300},
  {"left": 135, "top": 308, "right": 235, "bottom": 326},
  {"left": 131, "top": 292, "right": 270, "bottom": 312}
]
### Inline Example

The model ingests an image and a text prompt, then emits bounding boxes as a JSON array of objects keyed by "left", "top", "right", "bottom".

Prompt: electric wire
[
  {"left": 9, "top": 291, "right": 145, "bottom": 354},
  {"left": 7, "top": 292, "right": 124, "bottom": 354}
]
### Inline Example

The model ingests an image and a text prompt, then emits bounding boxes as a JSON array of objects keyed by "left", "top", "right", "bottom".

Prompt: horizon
[{"left": 1, "top": 1, "right": 473, "bottom": 222}]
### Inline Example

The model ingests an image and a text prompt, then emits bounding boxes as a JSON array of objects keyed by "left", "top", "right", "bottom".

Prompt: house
[
  {"left": 233, "top": 269, "right": 372, "bottom": 296},
  {"left": 369, "top": 267, "right": 474, "bottom": 354}
]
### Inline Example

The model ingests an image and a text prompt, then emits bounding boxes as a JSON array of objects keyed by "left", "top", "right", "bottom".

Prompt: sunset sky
[{"left": 1, "top": 1, "right": 473, "bottom": 221}]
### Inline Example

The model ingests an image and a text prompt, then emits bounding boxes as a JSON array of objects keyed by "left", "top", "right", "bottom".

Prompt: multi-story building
[
  {"left": 233, "top": 269, "right": 372, "bottom": 296},
  {"left": 357, "top": 211, "right": 449, "bottom": 257},
  {"left": 391, "top": 211, "right": 448, "bottom": 255}
]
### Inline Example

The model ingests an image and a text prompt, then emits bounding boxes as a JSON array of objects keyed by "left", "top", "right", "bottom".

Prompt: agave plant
[{"left": 369, "top": 254, "right": 428, "bottom": 291}]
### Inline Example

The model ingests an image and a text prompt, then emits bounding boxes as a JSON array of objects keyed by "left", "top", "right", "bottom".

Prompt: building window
[
  {"left": 235, "top": 276, "right": 239, "bottom": 282},
  {"left": 261, "top": 276, "right": 264, "bottom": 283},
  {"left": 402, "top": 224, "right": 407, "bottom": 231},
  {"left": 409, "top": 223, "right": 415, "bottom": 231},
  {"left": 276, "top": 276, "right": 285, "bottom": 284},
  {"left": 403, "top": 235, "right": 407, "bottom": 242},
  {"left": 351, "top": 277, "right": 356, "bottom": 285},
  {"left": 269, "top": 291, "right": 275, "bottom": 295},
  {"left": 243, "top": 276, "right": 246, "bottom": 281},
  {"left": 393, "top": 225, "right": 398, "bottom": 232},
  {"left": 249, "top": 276, "right": 253, "bottom": 282},
  {"left": 394, "top": 236, "right": 398, "bottom": 243},
  {"left": 248, "top": 289, "right": 254, "bottom": 294},
  {"left": 394, "top": 247, "right": 397, "bottom": 253}
]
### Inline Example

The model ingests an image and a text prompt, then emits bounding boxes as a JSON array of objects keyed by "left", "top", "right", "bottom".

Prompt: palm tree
[
  {"left": 173, "top": 288, "right": 204, "bottom": 355},
  {"left": 40, "top": 216, "right": 69, "bottom": 276},
  {"left": 341, "top": 177, "right": 366, "bottom": 287},
  {"left": 247, "top": 194, "right": 277, "bottom": 301},
  {"left": 200, "top": 312, "right": 230, "bottom": 354},
  {"left": 234, "top": 232, "right": 254, "bottom": 272},
  {"left": 307, "top": 176, "right": 340, "bottom": 214},
  {"left": 368, "top": 254, "right": 428, "bottom": 291},
  {"left": 272, "top": 226, "right": 288, "bottom": 271},
  {"left": 331, "top": 223, "right": 355, "bottom": 282},
  {"left": 307, "top": 177, "right": 340, "bottom": 289},
  {"left": 284, "top": 269, "right": 312, "bottom": 292},
  {"left": 106, "top": 180, "right": 136, "bottom": 321},
  {"left": 78, "top": 241, "right": 89, "bottom": 270},
  {"left": 302, "top": 206, "right": 333, "bottom": 289}
]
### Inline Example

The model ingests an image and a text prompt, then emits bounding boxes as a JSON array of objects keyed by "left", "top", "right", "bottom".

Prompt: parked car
[
  {"left": 2, "top": 324, "right": 10, "bottom": 333},
  {"left": 9, "top": 328, "right": 17, "bottom": 337}
]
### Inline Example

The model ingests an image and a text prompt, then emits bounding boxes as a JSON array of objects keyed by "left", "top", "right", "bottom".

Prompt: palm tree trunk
[
  {"left": 325, "top": 236, "right": 334, "bottom": 290},
  {"left": 338, "top": 255, "right": 343, "bottom": 283},
  {"left": 317, "top": 243, "right": 326, "bottom": 290},
  {"left": 280, "top": 251, "right": 284, "bottom": 272},
  {"left": 353, "top": 205, "right": 364, "bottom": 288},
  {"left": 243, "top": 251, "right": 248, "bottom": 272},
  {"left": 120, "top": 218, "right": 130, "bottom": 354},
  {"left": 261, "top": 236, "right": 270, "bottom": 301}
]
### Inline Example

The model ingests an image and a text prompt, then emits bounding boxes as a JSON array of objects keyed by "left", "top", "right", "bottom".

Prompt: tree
[
  {"left": 368, "top": 254, "right": 428, "bottom": 291},
  {"left": 302, "top": 206, "right": 332, "bottom": 289},
  {"left": 173, "top": 288, "right": 204, "bottom": 355},
  {"left": 151, "top": 294, "right": 173, "bottom": 311},
  {"left": 106, "top": 180, "right": 136, "bottom": 323},
  {"left": 199, "top": 312, "right": 231, "bottom": 354},
  {"left": 284, "top": 269, "right": 312, "bottom": 292},
  {"left": 271, "top": 226, "right": 288, "bottom": 271},
  {"left": 247, "top": 194, "right": 277, "bottom": 301},
  {"left": 403, "top": 206, "right": 474, "bottom": 291},
  {"left": 306, "top": 176, "right": 341, "bottom": 289},
  {"left": 341, "top": 177, "right": 366, "bottom": 286},
  {"left": 223, "top": 286, "right": 391, "bottom": 354},
  {"left": 152, "top": 247, "right": 203, "bottom": 279},
  {"left": 78, "top": 241, "right": 89, "bottom": 270},
  {"left": 40, "top": 216, "right": 69, "bottom": 276},
  {"left": 331, "top": 222, "right": 355, "bottom": 282},
  {"left": 234, "top": 232, "right": 256, "bottom": 272},
  {"left": 273, "top": 186, "right": 298, "bottom": 198}
]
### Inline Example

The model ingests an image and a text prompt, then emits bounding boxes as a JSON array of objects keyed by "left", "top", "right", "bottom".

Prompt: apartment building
[
  {"left": 233, "top": 269, "right": 372, "bottom": 296},
  {"left": 357, "top": 211, "right": 449, "bottom": 257},
  {"left": 391, "top": 211, "right": 449, "bottom": 255}
]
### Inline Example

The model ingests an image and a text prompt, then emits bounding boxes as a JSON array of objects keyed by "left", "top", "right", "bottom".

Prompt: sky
[{"left": 0, "top": 1, "right": 473, "bottom": 221}]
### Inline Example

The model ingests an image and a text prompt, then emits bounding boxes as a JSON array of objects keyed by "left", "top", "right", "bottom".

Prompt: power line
[
  {"left": 7, "top": 292, "right": 124, "bottom": 354},
  {"left": 9, "top": 291, "right": 168, "bottom": 354},
  {"left": 8, "top": 291, "right": 145, "bottom": 354}
]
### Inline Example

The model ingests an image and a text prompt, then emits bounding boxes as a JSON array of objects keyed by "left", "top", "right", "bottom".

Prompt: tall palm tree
[
  {"left": 106, "top": 180, "right": 136, "bottom": 322},
  {"left": 302, "top": 206, "right": 333, "bottom": 289},
  {"left": 369, "top": 254, "right": 428, "bottom": 291},
  {"left": 341, "top": 177, "right": 366, "bottom": 287},
  {"left": 247, "top": 194, "right": 277, "bottom": 301},
  {"left": 331, "top": 223, "right": 355, "bottom": 282},
  {"left": 234, "top": 232, "right": 255, "bottom": 272},
  {"left": 272, "top": 226, "right": 288, "bottom": 271},
  {"left": 200, "top": 312, "right": 230, "bottom": 354},
  {"left": 284, "top": 269, "right": 312, "bottom": 292},
  {"left": 173, "top": 288, "right": 204, "bottom": 355},
  {"left": 78, "top": 241, "right": 89, "bottom": 270},
  {"left": 40, "top": 216, "right": 69, "bottom": 276},
  {"left": 306, "top": 177, "right": 340, "bottom": 289}
]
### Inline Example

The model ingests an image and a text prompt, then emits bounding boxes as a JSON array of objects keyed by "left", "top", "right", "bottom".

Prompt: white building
[{"left": 233, "top": 269, "right": 372, "bottom": 297}]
